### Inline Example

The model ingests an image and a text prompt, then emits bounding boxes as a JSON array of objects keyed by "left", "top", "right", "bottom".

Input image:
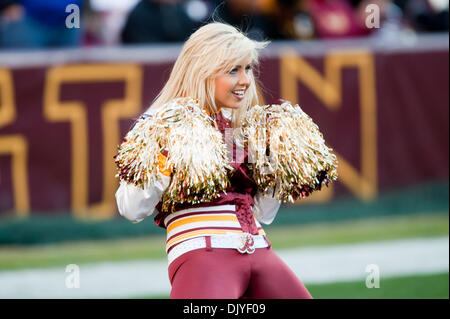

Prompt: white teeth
[{"left": 232, "top": 90, "right": 245, "bottom": 96}]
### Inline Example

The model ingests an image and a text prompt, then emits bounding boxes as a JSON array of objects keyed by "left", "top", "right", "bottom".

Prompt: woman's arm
[
  {"left": 252, "top": 187, "right": 281, "bottom": 225},
  {"left": 115, "top": 108, "right": 173, "bottom": 223},
  {"left": 115, "top": 172, "right": 170, "bottom": 223}
]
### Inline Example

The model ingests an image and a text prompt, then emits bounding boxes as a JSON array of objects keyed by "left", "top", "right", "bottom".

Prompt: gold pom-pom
[
  {"left": 115, "top": 97, "right": 233, "bottom": 212},
  {"left": 241, "top": 100, "right": 338, "bottom": 202}
]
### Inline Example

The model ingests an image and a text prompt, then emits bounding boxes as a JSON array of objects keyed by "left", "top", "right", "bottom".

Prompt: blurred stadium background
[{"left": 0, "top": 0, "right": 448, "bottom": 298}]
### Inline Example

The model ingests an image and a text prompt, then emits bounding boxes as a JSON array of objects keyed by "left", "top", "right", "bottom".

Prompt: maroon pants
[{"left": 168, "top": 245, "right": 312, "bottom": 299}]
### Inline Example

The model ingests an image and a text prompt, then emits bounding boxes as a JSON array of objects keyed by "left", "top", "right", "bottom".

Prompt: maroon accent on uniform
[
  {"left": 205, "top": 236, "right": 212, "bottom": 251},
  {"left": 233, "top": 195, "right": 258, "bottom": 235},
  {"left": 168, "top": 247, "right": 313, "bottom": 299},
  {"left": 154, "top": 111, "right": 259, "bottom": 234}
]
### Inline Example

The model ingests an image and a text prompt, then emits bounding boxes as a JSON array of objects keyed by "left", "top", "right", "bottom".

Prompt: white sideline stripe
[
  {"left": 0, "top": 236, "right": 448, "bottom": 298},
  {"left": 282, "top": 236, "right": 449, "bottom": 284}
]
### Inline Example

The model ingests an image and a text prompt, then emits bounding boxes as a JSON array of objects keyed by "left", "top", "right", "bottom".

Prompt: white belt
[{"left": 167, "top": 233, "right": 269, "bottom": 266}]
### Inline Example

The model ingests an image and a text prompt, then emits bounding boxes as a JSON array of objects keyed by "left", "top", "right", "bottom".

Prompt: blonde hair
[{"left": 146, "top": 22, "right": 269, "bottom": 128}]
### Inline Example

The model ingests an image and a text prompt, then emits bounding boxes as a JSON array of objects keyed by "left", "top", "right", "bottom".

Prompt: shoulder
[{"left": 144, "top": 98, "right": 201, "bottom": 116}]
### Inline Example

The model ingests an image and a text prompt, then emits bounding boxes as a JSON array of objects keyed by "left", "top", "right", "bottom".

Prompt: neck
[{"left": 220, "top": 107, "right": 232, "bottom": 120}]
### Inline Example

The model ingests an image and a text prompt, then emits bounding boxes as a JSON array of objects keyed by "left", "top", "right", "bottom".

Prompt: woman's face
[{"left": 214, "top": 57, "right": 252, "bottom": 110}]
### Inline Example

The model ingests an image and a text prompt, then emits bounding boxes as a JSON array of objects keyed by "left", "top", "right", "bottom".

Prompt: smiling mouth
[{"left": 232, "top": 89, "right": 245, "bottom": 99}]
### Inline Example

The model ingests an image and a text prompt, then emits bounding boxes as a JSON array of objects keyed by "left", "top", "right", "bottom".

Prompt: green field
[
  {"left": 0, "top": 212, "right": 448, "bottom": 271},
  {"left": 307, "top": 272, "right": 449, "bottom": 299}
]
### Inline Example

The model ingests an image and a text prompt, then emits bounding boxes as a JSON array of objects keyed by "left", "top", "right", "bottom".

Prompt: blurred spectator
[
  {"left": 121, "top": 0, "right": 289, "bottom": 44},
  {"left": 85, "top": 0, "right": 140, "bottom": 46},
  {"left": 395, "top": 0, "right": 448, "bottom": 32},
  {"left": 121, "top": 0, "right": 208, "bottom": 44},
  {"left": 255, "top": 0, "right": 316, "bottom": 40},
  {"left": 208, "top": 0, "right": 281, "bottom": 40},
  {"left": 81, "top": 0, "right": 103, "bottom": 46},
  {"left": 0, "top": 0, "right": 84, "bottom": 48},
  {"left": 2, "top": 0, "right": 448, "bottom": 49},
  {"left": 306, "top": 0, "right": 372, "bottom": 38}
]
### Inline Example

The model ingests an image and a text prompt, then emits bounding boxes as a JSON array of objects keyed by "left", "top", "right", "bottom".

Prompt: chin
[
  {"left": 217, "top": 98, "right": 243, "bottom": 110},
  {"left": 226, "top": 101, "right": 243, "bottom": 109}
]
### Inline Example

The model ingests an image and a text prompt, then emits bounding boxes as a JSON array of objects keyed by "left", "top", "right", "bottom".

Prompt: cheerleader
[{"left": 115, "top": 22, "right": 337, "bottom": 299}]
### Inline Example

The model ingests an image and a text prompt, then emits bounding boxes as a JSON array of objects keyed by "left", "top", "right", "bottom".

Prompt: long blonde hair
[{"left": 146, "top": 22, "right": 269, "bottom": 128}]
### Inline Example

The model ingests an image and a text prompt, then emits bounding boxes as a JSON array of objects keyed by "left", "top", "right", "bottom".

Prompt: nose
[{"left": 238, "top": 69, "right": 250, "bottom": 87}]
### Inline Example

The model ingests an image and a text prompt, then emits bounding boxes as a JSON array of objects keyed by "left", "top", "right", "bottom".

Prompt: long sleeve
[
  {"left": 252, "top": 187, "right": 281, "bottom": 225},
  {"left": 115, "top": 173, "right": 170, "bottom": 223}
]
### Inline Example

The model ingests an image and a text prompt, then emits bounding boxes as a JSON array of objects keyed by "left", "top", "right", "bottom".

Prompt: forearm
[{"left": 115, "top": 173, "right": 170, "bottom": 223}]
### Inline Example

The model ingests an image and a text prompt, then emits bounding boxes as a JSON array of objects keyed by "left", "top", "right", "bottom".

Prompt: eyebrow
[{"left": 233, "top": 64, "right": 252, "bottom": 69}]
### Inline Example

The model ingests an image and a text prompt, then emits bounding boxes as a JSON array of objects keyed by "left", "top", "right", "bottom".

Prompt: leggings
[{"left": 168, "top": 245, "right": 312, "bottom": 299}]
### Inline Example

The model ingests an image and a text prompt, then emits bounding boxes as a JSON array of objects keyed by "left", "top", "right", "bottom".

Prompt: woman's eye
[
  {"left": 229, "top": 68, "right": 238, "bottom": 74},
  {"left": 245, "top": 65, "right": 252, "bottom": 72}
]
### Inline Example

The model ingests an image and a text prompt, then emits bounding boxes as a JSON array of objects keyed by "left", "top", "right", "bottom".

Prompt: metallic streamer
[
  {"left": 115, "top": 98, "right": 233, "bottom": 212},
  {"left": 241, "top": 101, "right": 338, "bottom": 202}
]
